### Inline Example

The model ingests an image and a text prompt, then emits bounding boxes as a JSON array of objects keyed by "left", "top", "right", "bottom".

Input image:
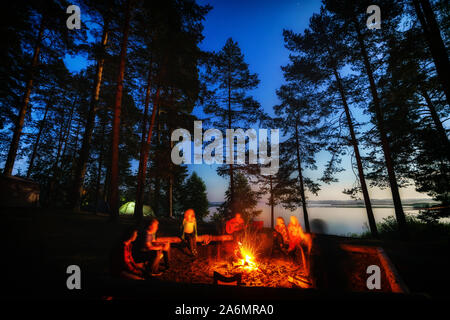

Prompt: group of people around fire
[
  {"left": 225, "top": 213, "right": 312, "bottom": 261},
  {"left": 110, "top": 209, "right": 311, "bottom": 280}
]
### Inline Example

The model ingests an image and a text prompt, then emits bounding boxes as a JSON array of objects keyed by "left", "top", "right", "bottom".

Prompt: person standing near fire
[
  {"left": 226, "top": 213, "right": 246, "bottom": 243},
  {"left": 181, "top": 209, "right": 198, "bottom": 257}
]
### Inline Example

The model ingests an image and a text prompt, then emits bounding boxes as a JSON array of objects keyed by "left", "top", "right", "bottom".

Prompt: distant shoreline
[{"left": 208, "top": 198, "right": 438, "bottom": 209}]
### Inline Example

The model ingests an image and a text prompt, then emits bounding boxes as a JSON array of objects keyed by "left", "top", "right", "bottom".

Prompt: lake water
[{"left": 205, "top": 205, "right": 419, "bottom": 236}]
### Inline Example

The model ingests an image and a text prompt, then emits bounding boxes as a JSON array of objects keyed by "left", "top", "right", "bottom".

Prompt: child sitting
[
  {"left": 287, "top": 216, "right": 312, "bottom": 270},
  {"left": 273, "top": 217, "right": 289, "bottom": 256},
  {"left": 110, "top": 227, "right": 150, "bottom": 279}
]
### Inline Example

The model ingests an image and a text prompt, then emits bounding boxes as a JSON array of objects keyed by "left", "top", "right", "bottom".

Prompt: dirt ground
[
  {"left": 159, "top": 241, "right": 312, "bottom": 288},
  {"left": 1, "top": 208, "right": 449, "bottom": 299}
]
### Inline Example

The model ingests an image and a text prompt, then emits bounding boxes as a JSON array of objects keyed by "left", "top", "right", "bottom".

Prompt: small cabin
[{"left": 0, "top": 174, "right": 40, "bottom": 207}]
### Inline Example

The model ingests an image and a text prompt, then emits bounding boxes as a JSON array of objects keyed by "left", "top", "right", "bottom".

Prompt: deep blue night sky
[
  {"left": 190, "top": 0, "right": 425, "bottom": 201},
  {"left": 61, "top": 0, "right": 426, "bottom": 202},
  {"left": 192, "top": 0, "right": 322, "bottom": 201}
]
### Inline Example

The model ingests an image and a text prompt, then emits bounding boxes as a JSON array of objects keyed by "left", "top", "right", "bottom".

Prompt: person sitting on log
[
  {"left": 133, "top": 218, "right": 170, "bottom": 275},
  {"left": 181, "top": 209, "right": 198, "bottom": 257},
  {"left": 272, "top": 217, "right": 289, "bottom": 256},
  {"left": 226, "top": 213, "right": 246, "bottom": 243},
  {"left": 110, "top": 227, "right": 149, "bottom": 279},
  {"left": 287, "top": 216, "right": 312, "bottom": 269}
]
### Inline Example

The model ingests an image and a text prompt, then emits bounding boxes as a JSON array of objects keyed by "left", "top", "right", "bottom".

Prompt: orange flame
[{"left": 237, "top": 241, "right": 259, "bottom": 271}]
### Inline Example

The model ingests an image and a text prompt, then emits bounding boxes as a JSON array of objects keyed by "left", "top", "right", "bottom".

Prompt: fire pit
[
  {"left": 212, "top": 256, "right": 312, "bottom": 288},
  {"left": 159, "top": 231, "right": 313, "bottom": 289}
]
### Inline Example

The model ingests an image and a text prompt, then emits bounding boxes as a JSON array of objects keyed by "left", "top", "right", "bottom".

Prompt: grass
[{"left": 360, "top": 214, "right": 450, "bottom": 242}]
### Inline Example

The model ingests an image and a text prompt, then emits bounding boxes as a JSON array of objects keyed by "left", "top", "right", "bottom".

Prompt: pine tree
[
  {"left": 219, "top": 172, "right": 261, "bottom": 222},
  {"left": 248, "top": 163, "right": 292, "bottom": 229},
  {"left": 181, "top": 172, "right": 209, "bottom": 221},
  {"left": 324, "top": 0, "right": 409, "bottom": 239},
  {"left": 412, "top": 0, "right": 450, "bottom": 106},
  {"left": 273, "top": 85, "right": 324, "bottom": 232},
  {"left": 203, "top": 38, "right": 264, "bottom": 216},
  {"left": 365, "top": 12, "right": 450, "bottom": 205},
  {"left": 71, "top": 0, "right": 113, "bottom": 211},
  {"left": 282, "top": 10, "right": 379, "bottom": 237},
  {"left": 109, "top": 0, "right": 133, "bottom": 220},
  {"left": 3, "top": 0, "right": 86, "bottom": 175},
  {"left": 133, "top": 0, "right": 209, "bottom": 220}
]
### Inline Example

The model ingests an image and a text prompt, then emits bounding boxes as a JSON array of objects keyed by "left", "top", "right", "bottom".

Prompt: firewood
[
  {"left": 287, "top": 276, "right": 310, "bottom": 288},
  {"left": 293, "top": 275, "right": 312, "bottom": 285}
]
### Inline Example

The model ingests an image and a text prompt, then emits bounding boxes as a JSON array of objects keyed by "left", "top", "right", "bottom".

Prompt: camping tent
[{"left": 119, "top": 202, "right": 154, "bottom": 216}]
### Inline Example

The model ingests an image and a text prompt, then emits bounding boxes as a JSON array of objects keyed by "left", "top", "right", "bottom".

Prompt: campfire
[
  {"left": 212, "top": 240, "right": 312, "bottom": 288},
  {"left": 234, "top": 238, "right": 260, "bottom": 272},
  {"left": 159, "top": 230, "right": 314, "bottom": 289},
  {"left": 236, "top": 246, "right": 258, "bottom": 271}
]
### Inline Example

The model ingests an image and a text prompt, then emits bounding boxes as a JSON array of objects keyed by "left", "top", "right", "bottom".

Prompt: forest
[{"left": 1, "top": 0, "right": 449, "bottom": 242}]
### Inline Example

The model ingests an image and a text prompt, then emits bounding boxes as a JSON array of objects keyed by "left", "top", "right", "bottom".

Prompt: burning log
[{"left": 230, "top": 240, "right": 261, "bottom": 273}]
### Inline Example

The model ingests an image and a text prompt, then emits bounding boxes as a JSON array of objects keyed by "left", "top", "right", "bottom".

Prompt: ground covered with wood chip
[
  {"left": 342, "top": 251, "right": 391, "bottom": 292},
  {"left": 159, "top": 242, "right": 313, "bottom": 289}
]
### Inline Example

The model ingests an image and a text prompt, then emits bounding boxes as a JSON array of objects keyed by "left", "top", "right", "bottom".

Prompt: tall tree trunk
[
  {"left": 134, "top": 59, "right": 153, "bottom": 220},
  {"left": 294, "top": 120, "right": 310, "bottom": 233},
  {"left": 333, "top": 67, "right": 378, "bottom": 238},
  {"left": 169, "top": 164, "right": 173, "bottom": 218},
  {"left": 48, "top": 101, "right": 77, "bottom": 204},
  {"left": 58, "top": 99, "right": 77, "bottom": 169},
  {"left": 4, "top": 18, "right": 45, "bottom": 175},
  {"left": 169, "top": 129, "right": 174, "bottom": 218},
  {"left": 104, "top": 162, "right": 111, "bottom": 203},
  {"left": 167, "top": 90, "right": 175, "bottom": 218},
  {"left": 26, "top": 101, "right": 50, "bottom": 178},
  {"left": 70, "top": 118, "right": 82, "bottom": 176},
  {"left": 61, "top": 100, "right": 77, "bottom": 161},
  {"left": 53, "top": 121, "right": 66, "bottom": 175},
  {"left": 354, "top": 22, "right": 408, "bottom": 239},
  {"left": 94, "top": 158, "right": 103, "bottom": 214},
  {"left": 227, "top": 71, "right": 235, "bottom": 216},
  {"left": 270, "top": 175, "right": 274, "bottom": 229},
  {"left": 95, "top": 118, "right": 106, "bottom": 214},
  {"left": 413, "top": 0, "right": 450, "bottom": 106},
  {"left": 47, "top": 117, "right": 67, "bottom": 205},
  {"left": 134, "top": 87, "right": 160, "bottom": 221},
  {"left": 421, "top": 88, "right": 449, "bottom": 149},
  {"left": 71, "top": 20, "right": 109, "bottom": 211},
  {"left": 109, "top": 0, "right": 132, "bottom": 220},
  {"left": 53, "top": 101, "right": 77, "bottom": 178},
  {"left": 153, "top": 108, "right": 161, "bottom": 214}
]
